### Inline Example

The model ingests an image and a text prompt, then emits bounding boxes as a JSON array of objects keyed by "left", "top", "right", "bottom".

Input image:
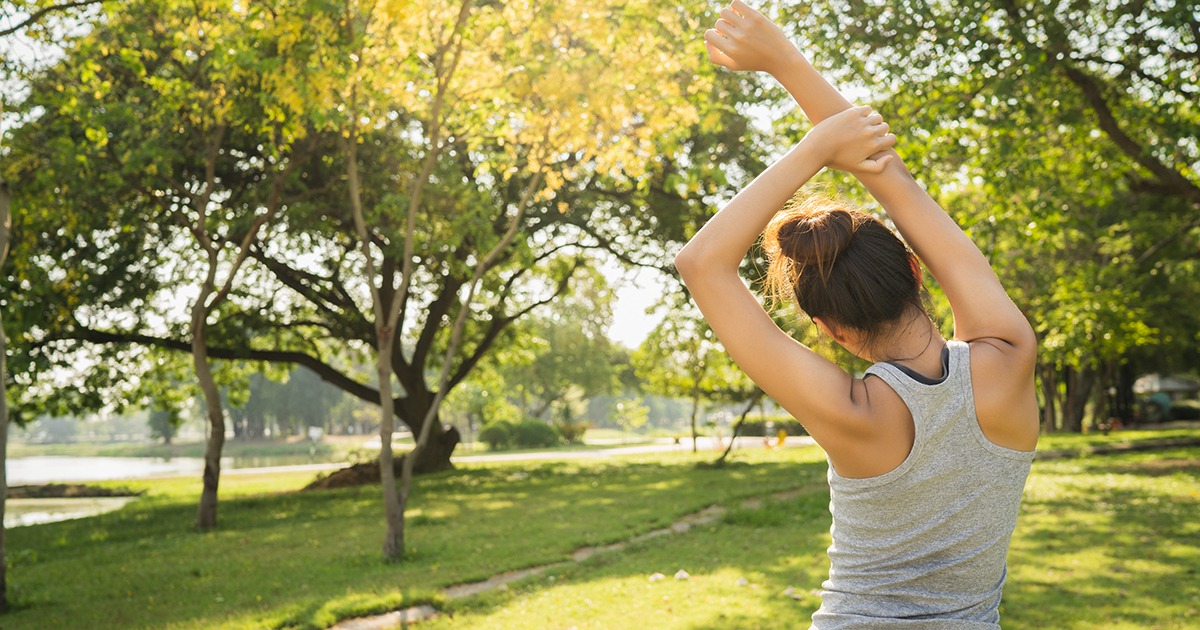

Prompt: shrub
[
  {"left": 512, "top": 419, "right": 561, "bottom": 448},
  {"left": 478, "top": 420, "right": 516, "bottom": 450},
  {"left": 479, "top": 419, "right": 563, "bottom": 450},
  {"left": 554, "top": 418, "right": 590, "bottom": 444}
]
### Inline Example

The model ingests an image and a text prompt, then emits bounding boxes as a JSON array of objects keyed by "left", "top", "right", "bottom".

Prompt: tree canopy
[
  {"left": 784, "top": 0, "right": 1199, "bottom": 429},
  {"left": 2, "top": 0, "right": 762, "bottom": 457}
]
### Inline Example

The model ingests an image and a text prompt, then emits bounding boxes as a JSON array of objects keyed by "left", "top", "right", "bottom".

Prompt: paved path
[
  {"left": 453, "top": 435, "right": 816, "bottom": 463},
  {"left": 223, "top": 435, "right": 817, "bottom": 476}
]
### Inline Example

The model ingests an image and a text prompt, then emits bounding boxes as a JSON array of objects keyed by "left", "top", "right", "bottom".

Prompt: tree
[
  {"left": 634, "top": 299, "right": 758, "bottom": 452},
  {"left": 0, "top": 166, "right": 11, "bottom": 613},
  {"left": 787, "top": 0, "right": 1200, "bottom": 430},
  {"left": 234, "top": 366, "right": 348, "bottom": 438},
  {"left": 613, "top": 396, "right": 650, "bottom": 437},
  {"left": 1, "top": 0, "right": 117, "bottom": 611},
  {"left": 29, "top": 0, "right": 313, "bottom": 529},
  {"left": 303, "top": 0, "right": 757, "bottom": 558},
  {"left": 5, "top": 0, "right": 764, "bottom": 481},
  {"left": 501, "top": 262, "right": 620, "bottom": 420}
]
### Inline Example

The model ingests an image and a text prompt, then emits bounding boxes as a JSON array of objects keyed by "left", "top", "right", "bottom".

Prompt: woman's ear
[{"left": 813, "top": 317, "right": 843, "bottom": 343}]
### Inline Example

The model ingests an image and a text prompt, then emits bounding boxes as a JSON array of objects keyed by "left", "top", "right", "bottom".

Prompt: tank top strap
[
  {"left": 945, "top": 339, "right": 973, "bottom": 385},
  {"left": 863, "top": 340, "right": 971, "bottom": 430}
]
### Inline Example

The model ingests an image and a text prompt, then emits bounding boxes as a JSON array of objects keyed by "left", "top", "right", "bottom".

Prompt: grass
[
  {"left": 1035, "top": 427, "right": 1200, "bottom": 454},
  {"left": 5, "top": 429, "right": 1198, "bottom": 629}
]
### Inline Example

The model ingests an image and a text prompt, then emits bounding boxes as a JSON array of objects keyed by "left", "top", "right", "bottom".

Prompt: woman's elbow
[{"left": 673, "top": 244, "right": 704, "bottom": 282}]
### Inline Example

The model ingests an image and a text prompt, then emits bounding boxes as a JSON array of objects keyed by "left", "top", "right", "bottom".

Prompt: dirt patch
[
  {"left": 302, "top": 456, "right": 456, "bottom": 491},
  {"left": 8, "top": 483, "right": 144, "bottom": 499},
  {"left": 302, "top": 461, "right": 385, "bottom": 491}
]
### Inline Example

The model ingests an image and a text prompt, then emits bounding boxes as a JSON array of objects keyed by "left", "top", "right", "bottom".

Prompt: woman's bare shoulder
[
  {"left": 816, "top": 375, "right": 915, "bottom": 478},
  {"left": 966, "top": 339, "right": 1039, "bottom": 452}
]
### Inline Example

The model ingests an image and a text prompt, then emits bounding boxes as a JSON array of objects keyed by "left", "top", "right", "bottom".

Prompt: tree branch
[
  {"left": 247, "top": 246, "right": 373, "bottom": 340},
  {"left": 58, "top": 326, "right": 398, "bottom": 409},
  {"left": 997, "top": 0, "right": 1200, "bottom": 208},
  {"left": 448, "top": 255, "right": 580, "bottom": 389},
  {"left": 0, "top": 0, "right": 102, "bottom": 37},
  {"left": 409, "top": 272, "right": 465, "bottom": 373},
  {"left": 1058, "top": 63, "right": 1200, "bottom": 207}
]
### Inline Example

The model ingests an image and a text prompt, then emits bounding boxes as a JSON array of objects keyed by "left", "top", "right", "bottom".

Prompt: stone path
[{"left": 328, "top": 487, "right": 806, "bottom": 629}]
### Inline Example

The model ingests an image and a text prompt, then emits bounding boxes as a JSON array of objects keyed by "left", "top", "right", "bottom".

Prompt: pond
[
  {"left": 7, "top": 454, "right": 344, "bottom": 486},
  {"left": 6, "top": 454, "right": 350, "bottom": 527},
  {"left": 6, "top": 496, "right": 139, "bottom": 528}
]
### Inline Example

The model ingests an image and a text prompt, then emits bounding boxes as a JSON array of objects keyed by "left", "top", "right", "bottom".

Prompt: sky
[{"left": 604, "top": 264, "right": 671, "bottom": 349}]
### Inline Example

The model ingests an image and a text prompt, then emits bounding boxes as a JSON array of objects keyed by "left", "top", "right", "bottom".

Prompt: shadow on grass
[
  {"left": 4, "top": 451, "right": 830, "bottom": 630},
  {"left": 1002, "top": 458, "right": 1200, "bottom": 628},
  {"left": 419, "top": 450, "right": 1200, "bottom": 630}
]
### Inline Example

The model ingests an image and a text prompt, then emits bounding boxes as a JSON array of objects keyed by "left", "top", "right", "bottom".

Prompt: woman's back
[{"left": 814, "top": 341, "right": 1034, "bottom": 629}]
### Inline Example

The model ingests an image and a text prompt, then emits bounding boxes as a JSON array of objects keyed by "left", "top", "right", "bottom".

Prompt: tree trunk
[
  {"left": 0, "top": 177, "right": 11, "bottom": 611},
  {"left": 193, "top": 297, "right": 225, "bottom": 531},
  {"left": 397, "top": 392, "right": 459, "bottom": 471},
  {"left": 0, "top": 307, "right": 8, "bottom": 614},
  {"left": 1061, "top": 366, "right": 1095, "bottom": 433},
  {"left": 715, "top": 392, "right": 763, "bottom": 466},
  {"left": 376, "top": 338, "right": 405, "bottom": 560},
  {"left": 1093, "top": 364, "right": 1113, "bottom": 430},
  {"left": 406, "top": 421, "right": 459, "bottom": 472},
  {"left": 531, "top": 396, "right": 556, "bottom": 421},
  {"left": 1039, "top": 363, "right": 1059, "bottom": 433},
  {"left": 1114, "top": 361, "right": 1135, "bottom": 423},
  {"left": 689, "top": 385, "right": 700, "bottom": 454}
]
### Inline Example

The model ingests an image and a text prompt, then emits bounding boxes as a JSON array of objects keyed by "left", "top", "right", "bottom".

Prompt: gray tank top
[{"left": 811, "top": 340, "right": 1035, "bottom": 629}]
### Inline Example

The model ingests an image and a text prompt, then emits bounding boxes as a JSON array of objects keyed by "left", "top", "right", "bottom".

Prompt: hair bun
[
  {"left": 775, "top": 207, "right": 856, "bottom": 276},
  {"left": 762, "top": 194, "right": 925, "bottom": 335}
]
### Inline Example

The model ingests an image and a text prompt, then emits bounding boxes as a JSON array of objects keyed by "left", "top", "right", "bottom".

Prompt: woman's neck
[{"left": 873, "top": 314, "right": 947, "bottom": 380}]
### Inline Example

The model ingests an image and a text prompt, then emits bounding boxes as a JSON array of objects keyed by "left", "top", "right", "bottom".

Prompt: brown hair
[{"left": 762, "top": 195, "right": 925, "bottom": 347}]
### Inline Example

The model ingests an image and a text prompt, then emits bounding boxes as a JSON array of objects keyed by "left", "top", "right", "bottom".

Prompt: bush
[
  {"left": 478, "top": 420, "right": 516, "bottom": 450},
  {"left": 479, "top": 419, "right": 562, "bottom": 450},
  {"left": 554, "top": 418, "right": 589, "bottom": 444},
  {"left": 512, "top": 420, "right": 561, "bottom": 448}
]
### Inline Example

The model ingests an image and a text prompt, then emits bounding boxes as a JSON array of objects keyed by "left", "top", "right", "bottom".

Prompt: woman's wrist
[
  {"left": 797, "top": 125, "right": 832, "bottom": 169},
  {"left": 766, "top": 43, "right": 807, "bottom": 78}
]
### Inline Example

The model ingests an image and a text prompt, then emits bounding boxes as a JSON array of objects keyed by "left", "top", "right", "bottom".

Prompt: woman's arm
[
  {"left": 706, "top": 1, "right": 1036, "bottom": 357},
  {"left": 675, "top": 108, "right": 894, "bottom": 444}
]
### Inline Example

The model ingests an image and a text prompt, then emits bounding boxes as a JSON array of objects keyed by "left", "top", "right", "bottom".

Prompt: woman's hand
[
  {"left": 806, "top": 106, "right": 897, "bottom": 174},
  {"left": 704, "top": 0, "right": 799, "bottom": 74}
]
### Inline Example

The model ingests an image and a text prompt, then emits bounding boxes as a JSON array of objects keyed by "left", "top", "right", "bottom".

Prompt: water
[
  {"left": 6, "top": 497, "right": 138, "bottom": 528},
  {"left": 7, "top": 454, "right": 342, "bottom": 486},
  {"left": 5, "top": 453, "right": 348, "bottom": 528}
]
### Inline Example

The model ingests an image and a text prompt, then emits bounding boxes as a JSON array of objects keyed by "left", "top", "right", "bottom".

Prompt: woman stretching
[{"left": 675, "top": 2, "right": 1039, "bottom": 627}]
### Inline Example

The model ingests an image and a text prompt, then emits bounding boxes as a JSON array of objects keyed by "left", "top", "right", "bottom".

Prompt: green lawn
[{"left": 6, "top": 431, "right": 1198, "bottom": 629}]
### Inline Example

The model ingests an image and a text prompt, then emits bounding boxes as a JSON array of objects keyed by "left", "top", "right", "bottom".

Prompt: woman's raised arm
[
  {"left": 706, "top": 1, "right": 1036, "bottom": 358},
  {"left": 674, "top": 108, "right": 895, "bottom": 446}
]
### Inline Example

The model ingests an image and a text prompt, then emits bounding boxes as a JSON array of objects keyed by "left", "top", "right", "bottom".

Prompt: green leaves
[{"left": 785, "top": 0, "right": 1200, "bottom": 379}]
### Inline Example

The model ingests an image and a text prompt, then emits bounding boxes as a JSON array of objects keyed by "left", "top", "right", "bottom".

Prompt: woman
[{"left": 675, "top": 2, "right": 1039, "bottom": 627}]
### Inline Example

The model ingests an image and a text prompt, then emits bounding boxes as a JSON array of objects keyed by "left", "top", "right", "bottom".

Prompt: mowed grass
[
  {"left": 427, "top": 441, "right": 1200, "bottom": 629},
  {"left": 6, "top": 431, "right": 1199, "bottom": 629},
  {"left": 5, "top": 448, "right": 826, "bottom": 629}
]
